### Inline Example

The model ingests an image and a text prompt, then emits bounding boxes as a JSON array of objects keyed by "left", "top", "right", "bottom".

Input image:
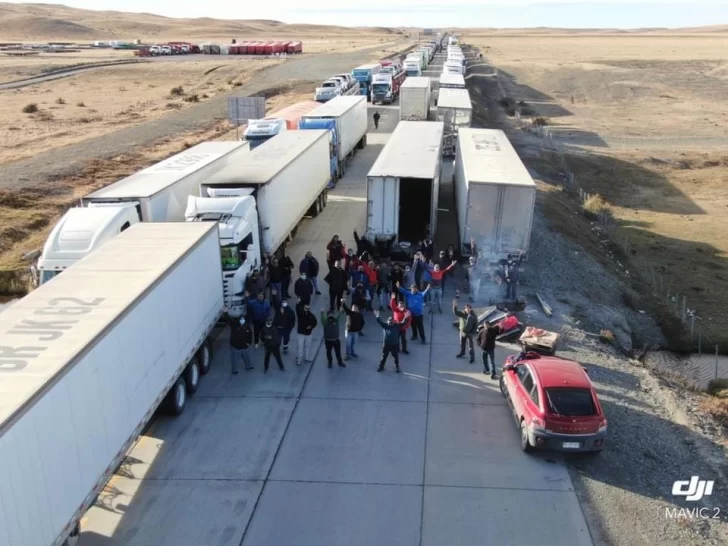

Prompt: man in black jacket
[
  {"left": 279, "top": 251, "right": 294, "bottom": 299},
  {"left": 341, "top": 299, "right": 365, "bottom": 360},
  {"left": 299, "top": 251, "right": 321, "bottom": 295},
  {"left": 353, "top": 229, "right": 373, "bottom": 256},
  {"left": 321, "top": 310, "right": 345, "bottom": 368},
  {"left": 373, "top": 308, "right": 402, "bottom": 373},
  {"left": 260, "top": 316, "right": 285, "bottom": 373},
  {"left": 477, "top": 321, "right": 501, "bottom": 379},
  {"left": 325, "top": 260, "right": 348, "bottom": 312},
  {"left": 294, "top": 273, "right": 315, "bottom": 306},
  {"left": 274, "top": 301, "right": 296, "bottom": 354},
  {"left": 295, "top": 301, "right": 317, "bottom": 365},
  {"left": 453, "top": 297, "right": 478, "bottom": 363},
  {"left": 268, "top": 257, "right": 284, "bottom": 300},
  {"left": 223, "top": 308, "right": 254, "bottom": 373}
]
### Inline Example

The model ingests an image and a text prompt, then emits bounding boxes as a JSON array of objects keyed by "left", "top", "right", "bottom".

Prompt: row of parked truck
[
  {"left": 404, "top": 36, "right": 443, "bottom": 76},
  {"left": 314, "top": 59, "right": 407, "bottom": 104}
]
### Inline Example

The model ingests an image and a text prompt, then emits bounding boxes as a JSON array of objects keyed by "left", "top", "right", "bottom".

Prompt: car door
[
  {"left": 504, "top": 364, "right": 526, "bottom": 416},
  {"left": 513, "top": 365, "right": 535, "bottom": 421}
]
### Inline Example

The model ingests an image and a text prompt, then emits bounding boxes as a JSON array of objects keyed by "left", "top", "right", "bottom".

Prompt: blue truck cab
[
  {"left": 352, "top": 63, "right": 382, "bottom": 102},
  {"left": 298, "top": 118, "right": 338, "bottom": 188}
]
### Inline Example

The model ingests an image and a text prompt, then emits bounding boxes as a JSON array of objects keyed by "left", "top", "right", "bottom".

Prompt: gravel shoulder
[
  {"left": 466, "top": 47, "right": 728, "bottom": 545},
  {"left": 0, "top": 39, "right": 409, "bottom": 190}
]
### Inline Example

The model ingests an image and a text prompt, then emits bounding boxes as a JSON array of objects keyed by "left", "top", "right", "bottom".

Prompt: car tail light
[{"left": 597, "top": 418, "right": 608, "bottom": 433}]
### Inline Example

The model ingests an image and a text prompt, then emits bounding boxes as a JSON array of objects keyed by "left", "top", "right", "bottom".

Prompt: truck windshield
[
  {"left": 352, "top": 70, "right": 369, "bottom": 79},
  {"left": 372, "top": 84, "right": 389, "bottom": 94},
  {"left": 322, "top": 82, "right": 337, "bottom": 88},
  {"left": 39, "top": 270, "right": 61, "bottom": 285},
  {"left": 220, "top": 245, "right": 241, "bottom": 271}
]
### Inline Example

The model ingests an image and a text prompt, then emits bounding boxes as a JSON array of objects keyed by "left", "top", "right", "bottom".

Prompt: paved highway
[{"left": 76, "top": 91, "right": 594, "bottom": 545}]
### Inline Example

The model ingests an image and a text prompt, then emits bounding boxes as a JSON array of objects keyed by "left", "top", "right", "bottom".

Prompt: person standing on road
[
  {"left": 363, "top": 260, "right": 378, "bottom": 311},
  {"left": 373, "top": 111, "right": 381, "bottom": 129},
  {"left": 350, "top": 281, "right": 368, "bottom": 313},
  {"left": 222, "top": 307, "right": 254, "bottom": 373},
  {"left": 467, "top": 239, "right": 482, "bottom": 302},
  {"left": 279, "top": 250, "right": 294, "bottom": 299},
  {"left": 326, "top": 235, "right": 346, "bottom": 270},
  {"left": 274, "top": 300, "right": 296, "bottom": 354},
  {"left": 373, "top": 308, "right": 401, "bottom": 373},
  {"left": 295, "top": 301, "right": 317, "bottom": 366},
  {"left": 505, "top": 256, "right": 519, "bottom": 301},
  {"left": 321, "top": 309, "right": 346, "bottom": 368},
  {"left": 267, "top": 257, "right": 284, "bottom": 300},
  {"left": 390, "top": 294, "right": 411, "bottom": 354},
  {"left": 260, "top": 316, "right": 285, "bottom": 373},
  {"left": 426, "top": 260, "right": 457, "bottom": 313},
  {"left": 324, "top": 260, "right": 348, "bottom": 312},
  {"left": 244, "top": 290, "right": 271, "bottom": 348},
  {"left": 478, "top": 320, "right": 501, "bottom": 378},
  {"left": 397, "top": 281, "right": 430, "bottom": 343},
  {"left": 342, "top": 299, "right": 365, "bottom": 360},
  {"left": 453, "top": 296, "right": 478, "bottom": 363},
  {"left": 294, "top": 272, "right": 315, "bottom": 306},
  {"left": 299, "top": 251, "right": 321, "bottom": 295},
  {"left": 377, "top": 260, "right": 392, "bottom": 309},
  {"left": 353, "top": 229, "right": 373, "bottom": 257},
  {"left": 391, "top": 263, "right": 404, "bottom": 303}
]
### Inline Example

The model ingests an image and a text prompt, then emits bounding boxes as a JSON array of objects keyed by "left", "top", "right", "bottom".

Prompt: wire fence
[{"left": 495, "top": 70, "right": 726, "bottom": 386}]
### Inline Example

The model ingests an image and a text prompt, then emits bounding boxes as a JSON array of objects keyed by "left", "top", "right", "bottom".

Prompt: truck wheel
[
  {"left": 196, "top": 341, "right": 212, "bottom": 375},
  {"left": 361, "top": 135, "right": 367, "bottom": 148},
  {"left": 341, "top": 160, "right": 346, "bottom": 178},
  {"left": 317, "top": 193, "right": 324, "bottom": 213},
  {"left": 323, "top": 189, "right": 328, "bottom": 206},
  {"left": 184, "top": 361, "right": 200, "bottom": 394},
  {"left": 164, "top": 377, "right": 187, "bottom": 416}
]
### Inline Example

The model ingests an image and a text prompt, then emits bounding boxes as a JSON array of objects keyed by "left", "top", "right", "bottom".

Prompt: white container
[
  {"left": 366, "top": 121, "right": 444, "bottom": 244},
  {"left": 437, "top": 87, "right": 472, "bottom": 156},
  {"left": 454, "top": 128, "right": 536, "bottom": 259},
  {"left": 439, "top": 73, "right": 466, "bottom": 89},
  {"left": 82, "top": 141, "right": 249, "bottom": 221},
  {"left": 300, "top": 95, "right": 368, "bottom": 173},
  {"left": 0, "top": 222, "right": 223, "bottom": 546},
  {"left": 400, "top": 77, "right": 432, "bottom": 121},
  {"left": 200, "top": 129, "right": 331, "bottom": 256}
]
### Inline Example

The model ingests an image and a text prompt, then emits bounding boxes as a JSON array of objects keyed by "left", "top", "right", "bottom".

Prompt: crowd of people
[{"left": 222, "top": 231, "right": 520, "bottom": 376}]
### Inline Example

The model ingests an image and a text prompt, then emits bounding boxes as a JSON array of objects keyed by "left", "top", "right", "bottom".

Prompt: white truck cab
[
  {"left": 243, "top": 118, "right": 288, "bottom": 148},
  {"left": 36, "top": 205, "right": 140, "bottom": 285},
  {"left": 315, "top": 79, "right": 343, "bottom": 102}
]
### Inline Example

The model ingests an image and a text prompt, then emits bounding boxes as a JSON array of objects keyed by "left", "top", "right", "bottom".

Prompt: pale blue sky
[{"left": 6, "top": 0, "right": 728, "bottom": 28}]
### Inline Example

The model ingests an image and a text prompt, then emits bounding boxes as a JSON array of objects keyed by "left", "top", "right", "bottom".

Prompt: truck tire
[
  {"left": 361, "top": 135, "right": 367, "bottom": 148},
  {"left": 341, "top": 160, "right": 346, "bottom": 178},
  {"left": 196, "top": 341, "right": 212, "bottom": 375},
  {"left": 323, "top": 189, "right": 328, "bottom": 206},
  {"left": 164, "top": 377, "right": 187, "bottom": 416},
  {"left": 307, "top": 200, "right": 319, "bottom": 218},
  {"left": 184, "top": 361, "right": 200, "bottom": 394},
  {"left": 317, "top": 193, "right": 324, "bottom": 214}
]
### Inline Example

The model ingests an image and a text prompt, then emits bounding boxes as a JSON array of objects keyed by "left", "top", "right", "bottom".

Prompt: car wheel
[
  {"left": 519, "top": 420, "right": 533, "bottom": 452},
  {"left": 499, "top": 375, "right": 508, "bottom": 398}
]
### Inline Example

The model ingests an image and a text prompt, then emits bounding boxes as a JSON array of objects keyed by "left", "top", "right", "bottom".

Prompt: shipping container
[
  {"left": 0, "top": 222, "right": 223, "bottom": 546},
  {"left": 288, "top": 41, "right": 303, "bottom": 54},
  {"left": 399, "top": 77, "right": 432, "bottom": 121},
  {"left": 366, "top": 121, "right": 444, "bottom": 253},
  {"left": 199, "top": 130, "right": 331, "bottom": 256},
  {"left": 454, "top": 128, "right": 536, "bottom": 260},
  {"left": 436, "top": 87, "right": 472, "bottom": 157},
  {"left": 229, "top": 45, "right": 239, "bottom": 54}
]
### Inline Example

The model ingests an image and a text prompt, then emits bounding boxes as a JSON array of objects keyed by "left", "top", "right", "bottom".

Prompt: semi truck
[
  {"left": 243, "top": 100, "right": 320, "bottom": 148},
  {"left": 299, "top": 95, "right": 368, "bottom": 180},
  {"left": 366, "top": 121, "right": 444, "bottom": 259},
  {"left": 35, "top": 141, "right": 249, "bottom": 286},
  {"left": 0, "top": 222, "right": 223, "bottom": 546},
  {"left": 400, "top": 77, "right": 432, "bottom": 121},
  {"left": 351, "top": 63, "right": 382, "bottom": 101},
  {"left": 439, "top": 72, "right": 466, "bottom": 89},
  {"left": 404, "top": 57, "right": 422, "bottom": 77},
  {"left": 443, "top": 60, "right": 465, "bottom": 75},
  {"left": 371, "top": 70, "right": 405, "bottom": 105},
  {"left": 454, "top": 128, "right": 536, "bottom": 261},
  {"left": 188, "top": 129, "right": 332, "bottom": 316},
  {"left": 436, "top": 87, "right": 473, "bottom": 156}
]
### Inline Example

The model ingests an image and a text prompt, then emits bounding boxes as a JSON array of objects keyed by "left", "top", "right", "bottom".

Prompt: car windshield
[
  {"left": 544, "top": 388, "right": 595, "bottom": 417},
  {"left": 322, "top": 82, "right": 337, "bottom": 88}
]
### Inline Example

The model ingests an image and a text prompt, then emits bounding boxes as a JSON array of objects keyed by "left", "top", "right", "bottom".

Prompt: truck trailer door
[{"left": 367, "top": 176, "right": 399, "bottom": 237}]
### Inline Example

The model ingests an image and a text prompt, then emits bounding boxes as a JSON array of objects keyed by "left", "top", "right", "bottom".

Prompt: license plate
[{"left": 562, "top": 442, "right": 580, "bottom": 449}]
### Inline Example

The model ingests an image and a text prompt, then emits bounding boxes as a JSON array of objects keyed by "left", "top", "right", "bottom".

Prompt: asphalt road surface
[
  {"left": 0, "top": 39, "right": 410, "bottom": 190},
  {"left": 76, "top": 103, "right": 594, "bottom": 546}
]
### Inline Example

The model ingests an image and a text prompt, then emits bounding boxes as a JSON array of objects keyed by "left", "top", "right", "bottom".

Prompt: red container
[
  {"left": 229, "top": 45, "right": 239, "bottom": 54},
  {"left": 238, "top": 43, "right": 248, "bottom": 54},
  {"left": 287, "top": 41, "right": 302, "bottom": 54},
  {"left": 270, "top": 42, "right": 284, "bottom": 54},
  {"left": 261, "top": 42, "right": 272, "bottom": 55},
  {"left": 278, "top": 41, "right": 291, "bottom": 52},
  {"left": 255, "top": 42, "right": 267, "bottom": 54}
]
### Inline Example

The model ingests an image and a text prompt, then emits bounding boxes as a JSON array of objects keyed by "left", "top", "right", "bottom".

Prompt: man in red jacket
[
  {"left": 426, "top": 260, "right": 457, "bottom": 313},
  {"left": 390, "top": 293, "right": 412, "bottom": 354},
  {"left": 362, "top": 259, "right": 378, "bottom": 311}
]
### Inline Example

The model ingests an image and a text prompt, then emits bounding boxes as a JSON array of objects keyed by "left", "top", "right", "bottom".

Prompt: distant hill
[{"left": 0, "top": 2, "right": 394, "bottom": 41}]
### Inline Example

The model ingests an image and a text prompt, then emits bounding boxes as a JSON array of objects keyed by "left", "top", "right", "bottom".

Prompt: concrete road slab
[
  {"left": 425, "top": 402, "right": 572, "bottom": 490},
  {"left": 270, "top": 398, "right": 426, "bottom": 484},
  {"left": 422, "top": 486, "right": 593, "bottom": 546},
  {"left": 428, "top": 342, "right": 517, "bottom": 405},
  {"left": 196, "top": 337, "right": 321, "bottom": 398},
  {"left": 128, "top": 397, "right": 294, "bottom": 480},
  {"left": 242, "top": 481, "right": 421, "bottom": 546},
  {"left": 79, "top": 478, "right": 262, "bottom": 546}
]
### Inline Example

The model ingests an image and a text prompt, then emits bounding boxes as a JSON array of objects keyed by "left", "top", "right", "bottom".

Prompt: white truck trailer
[
  {"left": 0, "top": 222, "right": 223, "bottom": 546},
  {"left": 35, "top": 141, "right": 248, "bottom": 285},
  {"left": 299, "top": 95, "right": 368, "bottom": 179},
  {"left": 439, "top": 72, "right": 466, "bottom": 89},
  {"left": 188, "top": 129, "right": 331, "bottom": 316},
  {"left": 400, "top": 77, "right": 432, "bottom": 121},
  {"left": 454, "top": 128, "right": 536, "bottom": 261},
  {"left": 366, "top": 121, "right": 444, "bottom": 259},
  {"left": 436, "top": 87, "right": 473, "bottom": 157}
]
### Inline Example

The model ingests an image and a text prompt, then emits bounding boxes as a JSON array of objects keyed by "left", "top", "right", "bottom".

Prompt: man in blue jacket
[
  {"left": 244, "top": 289, "right": 271, "bottom": 348},
  {"left": 396, "top": 281, "right": 430, "bottom": 343}
]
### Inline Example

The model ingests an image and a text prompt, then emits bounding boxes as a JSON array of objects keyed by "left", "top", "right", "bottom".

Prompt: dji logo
[{"left": 672, "top": 476, "right": 715, "bottom": 501}]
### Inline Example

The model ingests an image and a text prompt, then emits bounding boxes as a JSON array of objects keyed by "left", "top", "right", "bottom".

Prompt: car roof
[{"left": 527, "top": 357, "right": 592, "bottom": 389}]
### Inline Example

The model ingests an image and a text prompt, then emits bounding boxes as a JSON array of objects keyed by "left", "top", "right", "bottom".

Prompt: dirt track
[{"left": 0, "top": 40, "right": 409, "bottom": 190}]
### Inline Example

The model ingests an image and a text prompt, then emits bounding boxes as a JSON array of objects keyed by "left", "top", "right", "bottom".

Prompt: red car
[{"left": 499, "top": 353, "right": 607, "bottom": 454}]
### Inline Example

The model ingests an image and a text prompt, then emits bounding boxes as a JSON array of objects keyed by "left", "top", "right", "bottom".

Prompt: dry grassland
[{"left": 464, "top": 31, "right": 728, "bottom": 349}]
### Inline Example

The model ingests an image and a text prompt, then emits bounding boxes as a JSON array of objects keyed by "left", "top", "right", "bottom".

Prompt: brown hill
[{"left": 0, "top": 2, "right": 391, "bottom": 41}]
